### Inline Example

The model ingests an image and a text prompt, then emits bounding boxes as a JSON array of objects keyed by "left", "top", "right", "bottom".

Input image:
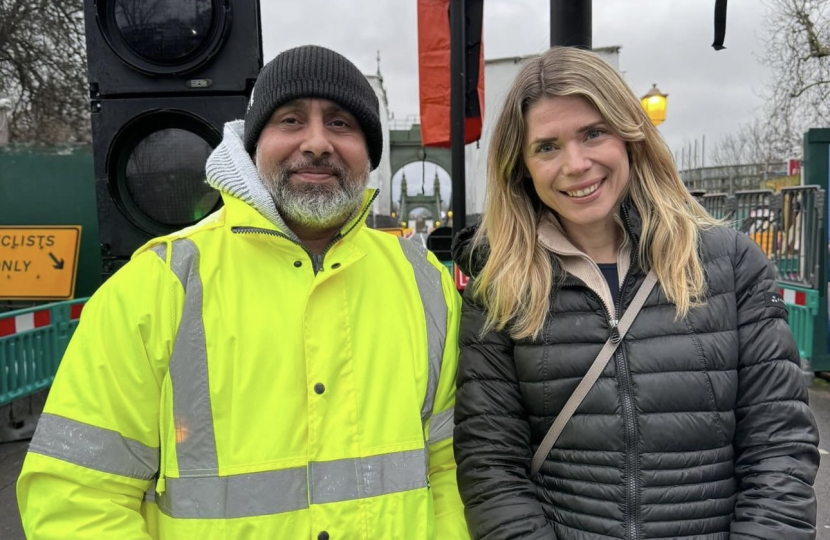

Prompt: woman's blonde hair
[{"left": 468, "top": 46, "right": 717, "bottom": 340}]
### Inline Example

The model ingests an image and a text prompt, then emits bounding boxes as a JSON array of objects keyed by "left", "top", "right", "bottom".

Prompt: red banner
[{"left": 417, "top": 0, "right": 484, "bottom": 147}]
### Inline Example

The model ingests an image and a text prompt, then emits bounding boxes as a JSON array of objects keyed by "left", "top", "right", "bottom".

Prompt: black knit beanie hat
[{"left": 243, "top": 45, "right": 382, "bottom": 170}]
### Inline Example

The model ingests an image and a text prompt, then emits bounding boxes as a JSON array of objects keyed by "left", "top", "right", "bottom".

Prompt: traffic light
[{"left": 83, "top": 0, "right": 263, "bottom": 278}]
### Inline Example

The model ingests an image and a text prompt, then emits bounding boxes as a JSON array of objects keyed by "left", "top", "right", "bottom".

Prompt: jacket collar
[
  {"left": 537, "top": 201, "right": 640, "bottom": 320},
  {"left": 536, "top": 198, "right": 641, "bottom": 261},
  {"left": 221, "top": 188, "right": 378, "bottom": 242}
]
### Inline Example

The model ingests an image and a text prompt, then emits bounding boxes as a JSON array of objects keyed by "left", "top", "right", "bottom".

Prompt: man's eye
[
  {"left": 330, "top": 118, "right": 350, "bottom": 128},
  {"left": 281, "top": 116, "right": 299, "bottom": 124}
]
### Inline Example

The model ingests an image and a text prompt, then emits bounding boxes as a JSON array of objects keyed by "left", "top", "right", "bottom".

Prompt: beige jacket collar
[{"left": 537, "top": 212, "right": 632, "bottom": 321}]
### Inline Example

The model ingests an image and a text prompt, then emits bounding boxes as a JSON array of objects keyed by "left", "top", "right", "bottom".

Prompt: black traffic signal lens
[
  {"left": 114, "top": 0, "right": 215, "bottom": 63},
  {"left": 123, "top": 128, "right": 218, "bottom": 226},
  {"left": 108, "top": 109, "right": 223, "bottom": 236},
  {"left": 97, "top": 0, "right": 229, "bottom": 76}
]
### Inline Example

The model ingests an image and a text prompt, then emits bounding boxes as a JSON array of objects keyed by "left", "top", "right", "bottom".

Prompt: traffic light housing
[
  {"left": 83, "top": 0, "right": 262, "bottom": 278},
  {"left": 84, "top": 0, "right": 260, "bottom": 96}
]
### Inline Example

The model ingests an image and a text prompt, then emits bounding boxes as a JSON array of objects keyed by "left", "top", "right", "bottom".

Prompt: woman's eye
[
  {"left": 537, "top": 143, "right": 554, "bottom": 153},
  {"left": 586, "top": 128, "right": 606, "bottom": 140}
]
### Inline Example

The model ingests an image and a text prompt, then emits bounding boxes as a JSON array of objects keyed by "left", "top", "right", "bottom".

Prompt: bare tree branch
[
  {"left": 0, "top": 0, "right": 89, "bottom": 144},
  {"left": 759, "top": 0, "right": 830, "bottom": 156},
  {"left": 793, "top": 1, "right": 830, "bottom": 57},
  {"left": 790, "top": 78, "right": 830, "bottom": 97},
  {"left": 711, "top": 118, "right": 783, "bottom": 167}
]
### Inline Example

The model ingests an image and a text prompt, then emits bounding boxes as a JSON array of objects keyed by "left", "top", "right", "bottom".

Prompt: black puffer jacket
[{"left": 452, "top": 207, "right": 819, "bottom": 540}]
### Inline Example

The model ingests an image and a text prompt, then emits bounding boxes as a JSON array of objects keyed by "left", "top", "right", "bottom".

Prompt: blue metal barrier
[{"left": 0, "top": 298, "right": 87, "bottom": 406}]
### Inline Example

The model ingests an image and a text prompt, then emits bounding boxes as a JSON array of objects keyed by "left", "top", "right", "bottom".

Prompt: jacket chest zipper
[
  {"left": 231, "top": 227, "right": 332, "bottom": 273},
  {"left": 615, "top": 346, "right": 639, "bottom": 540},
  {"left": 614, "top": 252, "right": 640, "bottom": 540},
  {"left": 559, "top": 267, "right": 640, "bottom": 538}
]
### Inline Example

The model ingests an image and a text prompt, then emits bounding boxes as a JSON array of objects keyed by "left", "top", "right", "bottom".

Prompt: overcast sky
[{"left": 259, "top": 0, "right": 772, "bottom": 207}]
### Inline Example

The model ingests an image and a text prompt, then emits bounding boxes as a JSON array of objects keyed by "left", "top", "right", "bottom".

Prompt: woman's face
[{"left": 522, "top": 95, "right": 630, "bottom": 234}]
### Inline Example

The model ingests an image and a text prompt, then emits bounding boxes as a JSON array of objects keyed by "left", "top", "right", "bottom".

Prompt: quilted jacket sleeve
[
  {"left": 454, "top": 290, "right": 555, "bottom": 540},
  {"left": 730, "top": 233, "right": 820, "bottom": 540}
]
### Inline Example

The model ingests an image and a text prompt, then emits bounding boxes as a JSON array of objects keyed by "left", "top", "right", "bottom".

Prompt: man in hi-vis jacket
[{"left": 18, "top": 45, "right": 470, "bottom": 540}]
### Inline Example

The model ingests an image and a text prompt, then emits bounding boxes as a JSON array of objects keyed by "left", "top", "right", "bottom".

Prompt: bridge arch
[{"left": 388, "top": 125, "right": 452, "bottom": 215}]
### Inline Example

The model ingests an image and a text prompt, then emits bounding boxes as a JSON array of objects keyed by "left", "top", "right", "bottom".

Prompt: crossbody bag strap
[{"left": 530, "top": 270, "right": 658, "bottom": 477}]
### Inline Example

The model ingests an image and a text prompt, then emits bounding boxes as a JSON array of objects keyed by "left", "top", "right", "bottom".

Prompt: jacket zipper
[
  {"left": 617, "top": 202, "right": 640, "bottom": 540},
  {"left": 232, "top": 227, "right": 323, "bottom": 271},
  {"left": 230, "top": 190, "right": 380, "bottom": 274},
  {"left": 614, "top": 275, "right": 639, "bottom": 540}
]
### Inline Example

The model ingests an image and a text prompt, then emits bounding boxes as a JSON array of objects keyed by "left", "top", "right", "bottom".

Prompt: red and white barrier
[
  {"left": 0, "top": 302, "right": 84, "bottom": 338},
  {"left": 779, "top": 288, "right": 807, "bottom": 306},
  {"left": 0, "top": 309, "right": 51, "bottom": 338}
]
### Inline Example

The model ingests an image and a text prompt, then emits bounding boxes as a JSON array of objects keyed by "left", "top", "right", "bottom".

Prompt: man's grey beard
[{"left": 257, "top": 155, "right": 369, "bottom": 230}]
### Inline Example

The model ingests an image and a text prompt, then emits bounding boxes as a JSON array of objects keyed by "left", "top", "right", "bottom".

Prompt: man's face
[{"left": 255, "top": 98, "right": 370, "bottom": 230}]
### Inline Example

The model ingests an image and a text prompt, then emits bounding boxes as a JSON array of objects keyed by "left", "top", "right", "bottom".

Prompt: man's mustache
[{"left": 281, "top": 157, "right": 347, "bottom": 181}]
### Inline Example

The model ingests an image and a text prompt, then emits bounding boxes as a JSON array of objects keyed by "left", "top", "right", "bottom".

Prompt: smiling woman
[{"left": 451, "top": 46, "right": 819, "bottom": 540}]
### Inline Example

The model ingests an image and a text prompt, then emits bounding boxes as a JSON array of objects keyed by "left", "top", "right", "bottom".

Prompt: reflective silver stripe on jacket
[
  {"left": 28, "top": 413, "right": 158, "bottom": 480},
  {"left": 152, "top": 241, "right": 219, "bottom": 476},
  {"left": 157, "top": 466, "right": 308, "bottom": 518},
  {"left": 309, "top": 448, "right": 427, "bottom": 504},
  {"left": 427, "top": 407, "right": 454, "bottom": 444},
  {"left": 154, "top": 448, "right": 428, "bottom": 518},
  {"left": 397, "top": 238, "right": 449, "bottom": 425}
]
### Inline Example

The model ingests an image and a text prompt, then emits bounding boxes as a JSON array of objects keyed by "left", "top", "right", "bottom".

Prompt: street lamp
[{"left": 640, "top": 84, "right": 668, "bottom": 127}]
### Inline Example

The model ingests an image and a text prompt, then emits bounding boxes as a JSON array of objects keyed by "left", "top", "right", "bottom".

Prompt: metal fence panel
[
  {"left": 0, "top": 299, "right": 86, "bottom": 406},
  {"left": 698, "top": 187, "right": 825, "bottom": 288},
  {"left": 774, "top": 186, "right": 824, "bottom": 288},
  {"left": 701, "top": 193, "right": 734, "bottom": 221},
  {"left": 777, "top": 284, "right": 820, "bottom": 382},
  {"left": 733, "top": 190, "right": 780, "bottom": 257}
]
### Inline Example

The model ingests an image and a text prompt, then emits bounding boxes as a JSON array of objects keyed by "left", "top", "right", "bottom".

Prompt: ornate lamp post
[{"left": 640, "top": 84, "right": 668, "bottom": 127}]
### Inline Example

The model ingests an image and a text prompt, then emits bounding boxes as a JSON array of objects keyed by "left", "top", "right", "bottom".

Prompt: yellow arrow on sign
[{"left": 0, "top": 226, "right": 82, "bottom": 300}]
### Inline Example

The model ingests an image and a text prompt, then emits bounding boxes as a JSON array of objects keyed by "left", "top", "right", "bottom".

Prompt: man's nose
[
  {"left": 299, "top": 117, "right": 334, "bottom": 158},
  {"left": 561, "top": 142, "right": 591, "bottom": 177}
]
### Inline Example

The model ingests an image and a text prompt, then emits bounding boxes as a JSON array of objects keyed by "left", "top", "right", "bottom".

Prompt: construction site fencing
[
  {"left": 776, "top": 186, "right": 824, "bottom": 288},
  {"left": 698, "top": 187, "right": 824, "bottom": 288},
  {"left": 733, "top": 190, "right": 780, "bottom": 261},
  {"left": 700, "top": 193, "right": 733, "bottom": 221},
  {"left": 0, "top": 299, "right": 87, "bottom": 406}
]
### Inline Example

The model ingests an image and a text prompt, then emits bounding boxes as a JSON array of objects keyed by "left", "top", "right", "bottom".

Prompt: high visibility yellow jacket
[{"left": 17, "top": 124, "right": 468, "bottom": 540}]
